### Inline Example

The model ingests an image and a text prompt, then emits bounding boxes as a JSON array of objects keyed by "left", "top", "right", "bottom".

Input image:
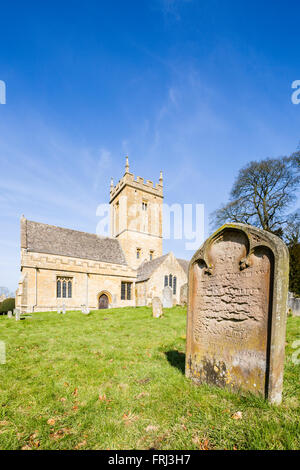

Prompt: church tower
[{"left": 109, "top": 157, "right": 163, "bottom": 269}]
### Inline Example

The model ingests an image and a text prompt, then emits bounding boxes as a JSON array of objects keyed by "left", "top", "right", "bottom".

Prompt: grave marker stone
[
  {"left": 152, "top": 297, "right": 163, "bottom": 318},
  {"left": 162, "top": 286, "right": 172, "bottom": 308},
  {"left": 180, "top": 283, "right": 188, "bottom": 306},
  {"left": 186, "top": 223, "right": 289, "bottom": 404},
  {"left": 81, "top": 304, "right": 90, "bottom": 315}
]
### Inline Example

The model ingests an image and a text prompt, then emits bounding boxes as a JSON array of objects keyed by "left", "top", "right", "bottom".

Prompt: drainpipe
[
  {"left": 32, "top": 267, "right": 38, "bottom": 313},
  {"left": 86, "top": 273, "right": 89, "bottom": 308}
]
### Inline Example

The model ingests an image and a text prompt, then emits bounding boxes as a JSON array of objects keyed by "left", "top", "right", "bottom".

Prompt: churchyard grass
[{"left": 0, "top": 306, "right": 299, "bottom": 450}]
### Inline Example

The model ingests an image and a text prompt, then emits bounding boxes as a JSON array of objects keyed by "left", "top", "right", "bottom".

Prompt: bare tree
[
  {"left": 211, "top": 154, "right": 300, "bottom": 237},
  {"left": 283, "top": 210, "right": 300, "bottom": 246}
]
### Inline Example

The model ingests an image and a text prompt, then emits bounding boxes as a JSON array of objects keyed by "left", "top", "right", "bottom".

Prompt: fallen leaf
[
  {"left": 21, "top": 445, "right": 32, "bottom": 450},
  {"left": 136, "top": 392, "right": 149, "bottom": 399},
  {"left": 138, "top": 378, "right": 151, "bottom": 384},
  {"left": 192, "top": 435, "right": 210, "bottom": 450},
  {"left": 75, "top": 439, "right": 87, "bottom": 449},
  {"left": 146, "top": 425, "right": 159, "bottom": 432},
  {"left": 50, "top": 428, "right": 71, "bottom": 440},
  {"left": 0, "top": 420, "right": 9, "bottom": 426},
  {"left": 99, "top": 394, "right": 107, "bottom": 401},
  {"left": 122, "top": 412, "right": 139, "bottom": 425},
  {"left": 232, "top": 411, "right": 243, "bottom": 420},
  {"left": 47, "top": 418, "right": 56, "bottom": 426},
  {"left": 118, "top": 383, "right": 128, "bottom": 389},
  {"left": 73, "top": 388, "right": 78, "bottom": 396}
]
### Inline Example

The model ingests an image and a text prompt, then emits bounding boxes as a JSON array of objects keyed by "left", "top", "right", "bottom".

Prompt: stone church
[{"left": 16, "top": 158, "right": 188, "bottom": 312}]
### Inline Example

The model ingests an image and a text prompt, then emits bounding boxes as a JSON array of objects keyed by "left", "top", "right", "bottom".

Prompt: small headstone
[
  {"left": 7, "top": 311, "right": 12, "bottom": 319},
  {"left": 62, "top": 304, "right": 66, "bottom": 315},
  {"left": 162, "top": 286, "right": 172, "bottom": 308},
  {"left": 180, "top": 283, "right": 188, "bottom": 306},
  {"left": 81, "top": 304, "right": 90, "bottom": 315},
  {"left": 152, "top": 297, "right": 163, "bottom": 318},
  {"left": 288, "top": 292, "right": 300, "bottom": 317},
  {"left": 186, "top": 223, "right": 289, "bottom": 404},
  {"left": 15, "top": 310, "right": 20, "bottom": 321}
]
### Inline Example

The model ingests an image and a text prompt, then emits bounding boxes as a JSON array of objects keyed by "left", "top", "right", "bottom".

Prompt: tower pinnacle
[
  {"left": 159, "top": 170, "right": 163, "bottom": 186},
  {"left": 125, "top": 155, "right": 129, "bottom": 173}
]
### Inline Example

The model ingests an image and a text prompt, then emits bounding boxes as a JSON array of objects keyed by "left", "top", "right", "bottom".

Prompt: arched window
[
  {"left": 164, "top": 275, "right": 168, "bottom": 287},
  {"left": 68, "top": 281, "right": 72, "bottom": 298},
  {"left": 57, "top": 280, "right": 61, "bottom": 298},
  {"left": 62, "top": 281, "right": 67, "bottom": 298},
  {"left": 173, "top": 276, "right": 177, "bottom": 294},
  {"left": 57, "top": 276, "right": 73, "bottom": 299},
  {"left": 169, "top": 274, "right": 172, "bottom": 287}
]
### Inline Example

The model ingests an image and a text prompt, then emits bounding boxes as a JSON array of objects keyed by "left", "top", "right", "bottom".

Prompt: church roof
[
  {"left": 136, "top": 254, "right": 169, "bottom": 282},
  {"left": 136, "top": 253, "right": 189, "bottom": 282},
  {"left": 22, "top": 219, "right": 127, "bottom": 265},
  {"left": 176, "top": 258, "right": 189, "bottom": 275}
]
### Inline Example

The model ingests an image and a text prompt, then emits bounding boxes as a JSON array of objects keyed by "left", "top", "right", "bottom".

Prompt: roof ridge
[
  {"left": 24, "top": 219, "right": 127, "bottom": 266},
  {"left": 26, "top": 219, "right": 114, "bottom": 240}
]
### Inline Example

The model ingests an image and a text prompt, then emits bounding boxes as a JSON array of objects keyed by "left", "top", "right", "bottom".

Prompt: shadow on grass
[{"left": 165, "top": 350, "right": 185, "bottom": 374}]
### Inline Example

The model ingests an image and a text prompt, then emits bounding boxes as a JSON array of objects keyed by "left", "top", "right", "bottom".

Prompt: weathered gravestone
[
  {"left": 7, "top": 311, "right": 12, "bottom": 318},
  {"left": 186, "top": 223, "right": 289, "bottom": 404},
  {"left": 152, "top": 297, "right": 163, "bottom": 318},
  {"left": 15, "top": 310, "right": 20, "bottom": 321},
  {"left": 81, "top": 304, "right": 90, "bottom": 315},
  {"left": 180, "top": 283, "right": 188, "bottom": 306},
  {"left": 162, "top": 286, "right": 173, "bottom": 308},
  {"left": 288, "top": 292, "right": 300, "bottom": 317},
  {"left": 62, "top": 304, "right": 66, "bottom": 315}
]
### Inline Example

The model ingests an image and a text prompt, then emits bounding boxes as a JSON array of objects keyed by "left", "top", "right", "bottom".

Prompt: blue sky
[{"left": 0, "top": 0, "right": 300, "bottom": 291}]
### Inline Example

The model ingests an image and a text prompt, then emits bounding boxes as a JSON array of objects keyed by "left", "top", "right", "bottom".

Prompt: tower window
[
  {"left": 57, "top": 277, "right": 73, "bottom": 298},
  {"left": 164, "top": 275, "right": 168, "bottom": 287},
  {"left": 169, "top": 274, "right": 173, "bottom": 287},
  {"left": 121, "top": 281, "right": 132, "bottom": 300},
  {"left": 142, "top": 201, "right": 149, "bottom": 232},
  {"left": 150, "top": 250, "right": 154, "bottom": 260},
  {"left": 137, "top": 248, "right": 141, "bottom": 259}
]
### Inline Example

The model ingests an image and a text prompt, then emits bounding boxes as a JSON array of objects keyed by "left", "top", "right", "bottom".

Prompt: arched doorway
[{"left": 98, "top": 293, "right": 109, "bottom": 309}]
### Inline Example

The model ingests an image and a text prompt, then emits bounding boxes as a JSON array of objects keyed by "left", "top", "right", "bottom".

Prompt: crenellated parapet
[{"left": 109, "top": 156, "right": 163, "bottom": 203}]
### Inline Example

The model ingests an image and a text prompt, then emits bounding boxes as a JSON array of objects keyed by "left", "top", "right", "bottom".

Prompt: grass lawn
[{"left": 0, "top": 306, "right": 299, "bottom": 450}]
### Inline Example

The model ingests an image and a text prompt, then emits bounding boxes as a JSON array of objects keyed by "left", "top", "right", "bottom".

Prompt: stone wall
[
  {"left": 16, "top": 249, "right": 136, "bottom": 313},
  {"left": 136, "top": 252, "right": 187, "bottom": 306}
]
